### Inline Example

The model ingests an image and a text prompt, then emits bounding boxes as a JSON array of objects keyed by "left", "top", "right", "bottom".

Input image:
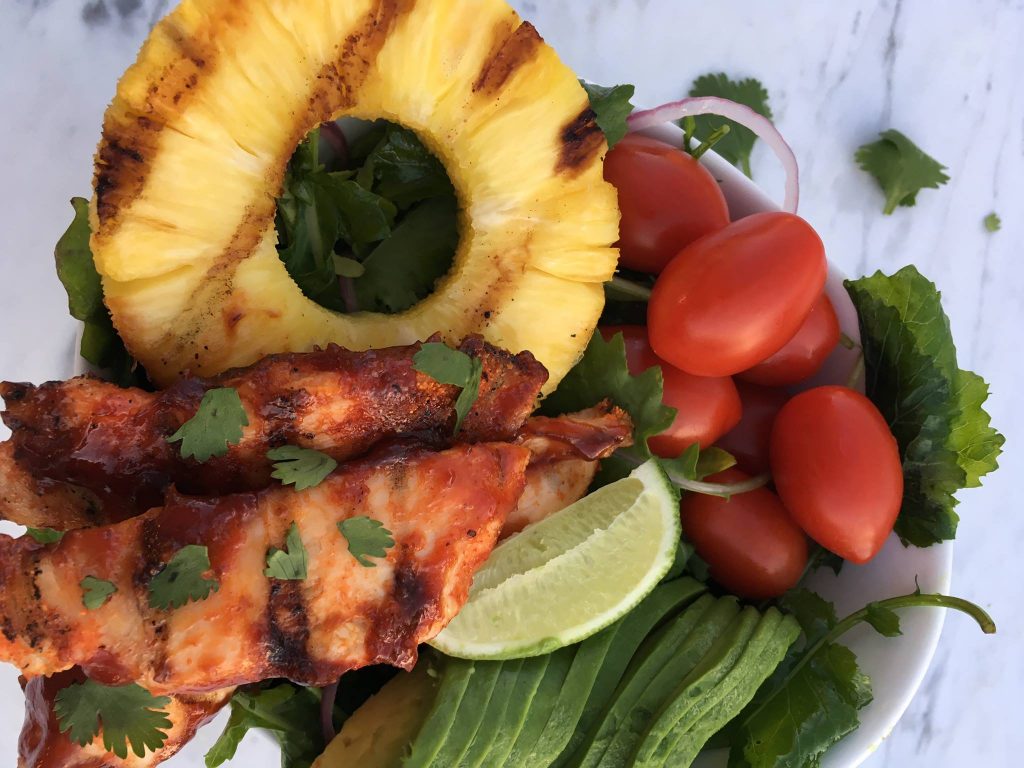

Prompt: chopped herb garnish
[
  {"left": 148, "top": 544, "right": 219, "bottom": 610},
  {"left": 264, "top": 523, "right": 309, "bottom": 581},
  {"left": 579, "top": 80, "right": 636, "bottom": 148},
  {"left": 338, "top": 516, "right": 395, "bottom": 568},
  {"left": 167, "top": 387, "right": 249, "bottom": 463},
  {"left": 688, "top": 73, "right": 772, "bottom": 177},
  {"left": 54, "top": 679, "right": 171, "bottom": 759},
  {"left": 983, "top": 212, "right": 1001, "bottom": 232},
  {"left": 412, "top": 342, "right": 482, "bottom": 434},
  {"left": 855, "top": 129, "right": 950, "bottom": 214},
  {"left": 81, "top": 576, "right": 117, "bottom": 610},
  {"left": 268, "top": 446, "right": 338, "bottom": 491},
  {"left": 26, "top": 527, "right": 65, "bottom": 544}
]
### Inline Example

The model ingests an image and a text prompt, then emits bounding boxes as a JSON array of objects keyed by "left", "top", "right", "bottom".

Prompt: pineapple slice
[{"left": 90, "top": 0, "right": 620, "bottom": 393}]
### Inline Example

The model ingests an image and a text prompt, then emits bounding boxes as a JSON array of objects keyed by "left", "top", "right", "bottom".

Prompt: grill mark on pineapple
[
  {"left": 473, "top": 20, "right": 543, "bottom": 96},
  {"left": 557, "top": 107, "right": 605, "bottom": 177},
  {"left": 93, "top": 11, "right": 226, "bottom": 234}
]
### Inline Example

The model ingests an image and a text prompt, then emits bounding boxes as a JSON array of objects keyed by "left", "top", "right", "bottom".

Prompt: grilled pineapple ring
[{"left": 90, "top": 0, "right": 619, "bottom": 393}]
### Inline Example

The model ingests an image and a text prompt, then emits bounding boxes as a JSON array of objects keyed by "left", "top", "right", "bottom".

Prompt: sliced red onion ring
[{"left": 628, "top": 97, "right": 800, "bottom": 214}]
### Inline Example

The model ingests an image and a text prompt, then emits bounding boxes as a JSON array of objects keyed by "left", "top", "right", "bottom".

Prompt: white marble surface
[{"left": 0, "top": 0, "right": 1021, "bottom": 765}]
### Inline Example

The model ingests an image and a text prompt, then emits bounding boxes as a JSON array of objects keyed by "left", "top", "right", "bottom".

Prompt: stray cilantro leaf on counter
[
  {"left": 413, "top": 342, "right": 482, "bottom": 434},
  {"left": 264, "top": 523, "right": 309, "bottom": 581},
  {"left": 148, "top": 545, "right": 220, "bottom": 610},
  {"left": 855, "top": 129, "right": 949, "bottom": 214},
  {"left": 268, "top": 446, "right": 338, "bottom": 491},
  {"left": 205, "top": 683, "right": 323, "bottom": 768},
  {"left": 26, "top": 527, "right": 65, "bottom": 545},
  {"left": 54, "top": 679, "right": 172, "bottom": 759},
  {"left": 338, "top": 516, "right": 395, "bottom": 568},
  {"left": 54, "top": 198, "right": 146, "bottom": 387},
  {"left": 984, "top": 212, "right": 1001, "bottom": 232},
  {"left": 168, "top": 387, "right": 249, "bottom": 463},
  {"left": 846, "top": 266, "right": 1003, "bottom": 546},
  {"left": 81, "top": 576, "right": 117, "bottom": 610},
  {"left": 688, "top": 73, "right": 772, "bottom": 177},
  {"left": 580, "top": 81, "right": 636, "bottom": 148}
]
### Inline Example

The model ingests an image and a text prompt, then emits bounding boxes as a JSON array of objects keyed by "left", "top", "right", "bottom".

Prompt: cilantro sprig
[
  {"left": 268, "top": 446, "right": 338, "bottom": 491},
  {"left": 167, "top": 388, "right": 249, "bottom": 463},
  {"left": 265, "top": 523, "right": 308, "bottom": 581},
  {"left": 983, "top": 212, "right": 1001, "bottom": 232},
  {"left": 855, "top": 129, "right": 950, "bottom": 214},
  {"left": 580, "top": 81, "right": 636, "bottom": 148},
  {"left": 54, "top": 679, "right": 172, "bottom": 759},
  {"left": 338, "top": 516, "right": 395, "bottom": 568},
  {"left": 413, "top": 342, "right": 482, "bottom": 434},
  {"left": 687, "top": 73, "right": 772, "bottom": 177},
  {"left": 81, "top": 576, "right": 117, "bottom": 610},
  {"left": 148, "top": 544, "right": 220, "bottom": 610}
]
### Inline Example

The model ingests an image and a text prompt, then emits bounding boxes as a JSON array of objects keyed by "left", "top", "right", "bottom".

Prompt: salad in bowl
[{"left": 0, "top": 1, "right": 1002, "bottom": 767}]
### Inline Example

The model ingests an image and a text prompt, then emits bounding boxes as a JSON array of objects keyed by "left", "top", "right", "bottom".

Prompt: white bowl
[
  {"left": 635, "top": 123, "right": 953, "bottom": 768},
  {"left": 69, "top": 125, "right": 952, "bottom": 768}
]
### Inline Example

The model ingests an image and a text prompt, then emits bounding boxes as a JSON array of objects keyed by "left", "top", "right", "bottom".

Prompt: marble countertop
[{"left": 0, "top": 0, "right": 1020, "bottom": 765}]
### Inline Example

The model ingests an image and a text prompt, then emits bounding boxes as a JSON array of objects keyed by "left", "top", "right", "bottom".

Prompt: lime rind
[{"left": 430, "top": 460, "right": 680, "bottom": 660}]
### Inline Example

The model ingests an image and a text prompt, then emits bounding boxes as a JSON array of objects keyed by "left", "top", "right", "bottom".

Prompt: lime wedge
[{"left": 430, "top": 459, "right": 680, "bottom": 660}]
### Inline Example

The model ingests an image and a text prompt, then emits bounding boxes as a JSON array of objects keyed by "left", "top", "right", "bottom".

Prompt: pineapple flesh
[{"left": 91, "top": 0, "right": 620, "bottom": 393}]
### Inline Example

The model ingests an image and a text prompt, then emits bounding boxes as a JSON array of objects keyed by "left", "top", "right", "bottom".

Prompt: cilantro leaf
[
  {"left": 264, "top": 523, "right": 308, "bottom": 581},
  {"left": 358, "top": 122, "right": 455, "bottom": 209},
  {"left": 864, "top": 603, "right": 902, "bottom": 637},
  {"left": 54, "top": 198, "right": 146, "bottom": 387},
  {"left": 846, "top": 266, "right": 1003, "bottom": 545},
  {"left": 413, "top": 342, "right": 482, "bottom": 434},
  {"left": 148, "top": 544, "right": 219, "bottom": 610},
  {"left": 26, "top": 527, "right": 65, "bottom": 544},
  {"left": 338, "top": 516, "right": 395, "bottom": 568},
  {"left": 579, "top": 81, "right": 636, "bottom": 148},
  {"left": 55, "top": 680, "right": 171, "bottom": 759},
  {"left": 984, "top": 212, "right": 1001, "bottom": 232},
  {"left": 268, "top": 446, "right": 338, "bottom": 491},
  {"left": 168, "top": 388, "right": 249, "bottom": 463},
  {"left": 688, "top": 73, "right": 772, "bottom": 177},
  {"left": 541, "top": 331, "right": 674, "bottom": 454},
  {"left": 81, "top": 576, "right": 117, "bottom": 610},
  {"left": 354, "top": 195, "right": 459, "bottom": 313},
  {"left": 855, "top": 129, "right": 950, "bottom": 214},
  {"left": 205, "top": 683, "right": 323, "bottom": 768}
]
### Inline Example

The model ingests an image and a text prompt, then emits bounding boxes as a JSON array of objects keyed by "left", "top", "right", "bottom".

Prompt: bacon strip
[
  {"left": 0, "top": 337, "right": 546, "bottom": 520},
  {"left": 0, "top": 441, "right": 530, "bottom": 693}
]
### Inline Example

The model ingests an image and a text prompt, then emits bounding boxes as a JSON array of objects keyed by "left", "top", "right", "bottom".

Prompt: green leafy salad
[{"left": 47, "top": 69, "right": 1001, "bottom": 768}]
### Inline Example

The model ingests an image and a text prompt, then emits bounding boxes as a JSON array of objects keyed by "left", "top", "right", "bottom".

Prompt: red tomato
[
  {"left": 604, "top": 134, "right": 730, "bottom": 274},
  {"left": 648, "top": 212, "right": 827, "bottom": 377},
  {"left": 680, "top": 469, "right": 808, "bottom": 599},
  {"left": 600, "top": 326, "right": 741, "bottom": 455},
  {"left": 715, "top": 382, "right": 790, "bottom": 475},
  {"left": 738, "top": 295, "right": 840, "bottom": 386},
  {"left": 770, "top": 386, "right": 903, "bottom": 564}
]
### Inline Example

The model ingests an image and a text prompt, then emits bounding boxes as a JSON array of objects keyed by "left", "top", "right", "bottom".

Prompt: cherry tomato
[
  {"left": 648, "top": 212, "right": 827, "bottom": 377},
  {"left": 604, "top": 134, "right": 730, "bottom": 274},
  {"left": 738, "top": 295, "right": 840, "bottom": 386},
  {"left": 680, "top": 469, "right": 808, "bottom": 599},
  {"left": 770, "top": 385, "right": 903, "bottom": 564},
  {"left": 601, "top": 326, "right": 741, "bottom": 455},
  {"left": 715, "top": 382, "right": 789, "bottom": 474}
]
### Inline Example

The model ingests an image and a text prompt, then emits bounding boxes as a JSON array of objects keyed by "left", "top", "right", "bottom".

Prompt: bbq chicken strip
[
  {"left": 0, "top": 441, "right": 530, "bottom": 692},
  {"left": 19, "top": 670, "right": 231, "bottom": 768},
  {"left": 0, "top": 337, "right": 545, "bottom": 520},
  {"left": 0, "top": 443, "right": 103, "bottom": 530}
]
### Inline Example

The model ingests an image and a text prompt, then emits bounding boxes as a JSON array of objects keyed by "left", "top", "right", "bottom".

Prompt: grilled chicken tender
[
  {"left": 19, "top": 670, "right": 231, "bottom": 768},
  {"left": 0, "top": 337, "right": 545, "bottom": 520},
  {"left": 0, "top": 441, "right": 530, "bottom": 692},
  {"left": 0, "top": 443, "right": 103, "bottom": 530}
]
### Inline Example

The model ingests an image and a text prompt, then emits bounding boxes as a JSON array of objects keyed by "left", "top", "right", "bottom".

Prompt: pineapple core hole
[{"left": 274, "top": 118, "right": 459, "bottom": 316}]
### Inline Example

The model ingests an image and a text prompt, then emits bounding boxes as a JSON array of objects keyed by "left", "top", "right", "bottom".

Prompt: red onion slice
[{"left": 628, "top": 97, "right": 799, "bottom": 214}]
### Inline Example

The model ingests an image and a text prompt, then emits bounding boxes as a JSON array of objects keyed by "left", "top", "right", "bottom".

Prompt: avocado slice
[
  {"left": 551, "top": 577, "right": 707, "bottom": 767},
  {"left": 574, "top": 594, "right": 738, "bottom": 768},
  {"left": 462, "top": 658, "right": 524, "bottom": 767},
  {"left": 313, "top": 663, "right": 439, "bottom": 768},
  {"left": 404, "top": 655, "right": 477, "bottom": 767},
  {"left": 632, "top": 608, "right": 799, "bottom": 767},
  {"left": 484, "top": 654, "right": 552, "bottom": 766},
  {"left": 431, "top": 660, "right": 504, "bottom": 766},
  {"left": 505, "top": 646, "right": 576, "bottom": 765}
]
